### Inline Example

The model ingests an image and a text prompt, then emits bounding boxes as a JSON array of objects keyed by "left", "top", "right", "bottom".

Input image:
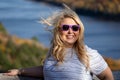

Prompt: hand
[{"left": 3, "top": 69, "right": 20, "bottom": 76}]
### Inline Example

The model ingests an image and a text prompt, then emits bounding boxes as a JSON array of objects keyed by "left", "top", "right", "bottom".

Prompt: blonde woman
[{"left": 4, "top": 5, "right": 114, "bottom": 80}]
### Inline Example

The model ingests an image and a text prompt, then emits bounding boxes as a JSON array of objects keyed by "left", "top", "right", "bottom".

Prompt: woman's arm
[
  {"left": 3, "top": 66, "right": 44, "bottom": 78},
  {"left": 97, "top": 67, "right": 114, "bottom": 80}
]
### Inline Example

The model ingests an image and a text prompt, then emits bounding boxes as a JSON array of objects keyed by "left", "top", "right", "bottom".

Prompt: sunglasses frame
[{"left": 61, "top": 24, "right": 80, "bottom": 31}]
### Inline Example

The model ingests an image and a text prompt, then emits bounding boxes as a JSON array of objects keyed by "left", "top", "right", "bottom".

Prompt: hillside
[{"left": 0, "top": 23, "right": 48, "bottom": 70}]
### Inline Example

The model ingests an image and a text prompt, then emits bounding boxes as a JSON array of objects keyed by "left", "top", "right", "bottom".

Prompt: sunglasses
[{"left": 61, "top": 24, "right": 80, "bottom": 31}]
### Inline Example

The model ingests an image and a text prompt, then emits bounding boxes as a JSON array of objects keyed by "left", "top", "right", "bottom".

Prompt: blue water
[{"left": 0, "top": 0, "right": 120, "bottom": 59}]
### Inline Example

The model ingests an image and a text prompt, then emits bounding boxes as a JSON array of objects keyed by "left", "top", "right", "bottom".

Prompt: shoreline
[{"left": 33, "top": 0, "right": 120, "bottom": 21}]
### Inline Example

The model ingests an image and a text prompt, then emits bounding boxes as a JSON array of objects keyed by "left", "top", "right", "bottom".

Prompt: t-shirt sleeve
[{"left": 85, "top": 45, "right": 108, "bottom": 75}]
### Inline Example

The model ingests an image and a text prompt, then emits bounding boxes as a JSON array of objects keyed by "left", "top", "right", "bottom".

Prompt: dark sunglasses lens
[
  {"left": 72, "top": 25, "right": 79, "bottom": 31},
  {"left": 62, "top": 25, "right": 69, "bottom": 31}
]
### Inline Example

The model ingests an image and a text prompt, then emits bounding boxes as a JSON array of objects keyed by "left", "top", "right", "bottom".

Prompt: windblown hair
[{"left": 40, "top": 4, "right": 89, "bottom": 69}]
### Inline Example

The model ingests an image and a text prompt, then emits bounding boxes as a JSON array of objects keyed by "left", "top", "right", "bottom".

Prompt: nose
[{"left": 68, "top": 28, "right": 73, "bottom": 34}]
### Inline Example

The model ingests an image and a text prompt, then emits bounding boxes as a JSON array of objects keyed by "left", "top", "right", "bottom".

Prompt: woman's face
[{"left": 59, "top": 17, "right": 80, "bottom": 48}]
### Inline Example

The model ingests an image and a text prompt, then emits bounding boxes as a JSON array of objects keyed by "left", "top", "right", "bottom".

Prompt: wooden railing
[
  {"left": 0, "top": 73, "right": 100, "bottom": 80},
  {"left": 0, "top": 74, "right": 43, "bottom": 80}
]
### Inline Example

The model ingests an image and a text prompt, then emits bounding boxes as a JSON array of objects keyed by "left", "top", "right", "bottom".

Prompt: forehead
[{"left": 60, "top": 17, "right": 77, "bottom": 24}]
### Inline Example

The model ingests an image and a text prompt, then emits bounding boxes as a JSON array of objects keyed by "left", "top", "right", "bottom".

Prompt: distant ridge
[{"left": 32, "top": 0, "right": 120, "bottom": 21}]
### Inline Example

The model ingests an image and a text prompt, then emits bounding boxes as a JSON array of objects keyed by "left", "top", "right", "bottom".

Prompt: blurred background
[{"left": 0, "top": 0, "right": 120, "bottom": 79}]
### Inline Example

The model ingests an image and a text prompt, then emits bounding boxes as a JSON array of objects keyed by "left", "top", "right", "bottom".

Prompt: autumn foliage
[{"left": 0, "top": 23, "right": 48, "bottom": 70}]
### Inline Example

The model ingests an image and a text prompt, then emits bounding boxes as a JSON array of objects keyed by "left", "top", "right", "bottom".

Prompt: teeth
[{"left": 67, "top": 35, "right": 74, "bottom": 39}]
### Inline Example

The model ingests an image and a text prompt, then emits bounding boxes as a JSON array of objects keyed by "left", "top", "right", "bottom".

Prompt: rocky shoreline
[{"left": 33, "top": 0, "right": 120, "bottom": 21}]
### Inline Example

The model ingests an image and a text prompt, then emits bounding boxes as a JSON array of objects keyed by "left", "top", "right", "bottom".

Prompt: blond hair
[{"left": 40, "top": 4, "right": 89, "bottom": 69}]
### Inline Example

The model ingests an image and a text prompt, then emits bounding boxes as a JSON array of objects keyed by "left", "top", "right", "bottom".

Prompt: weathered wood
[
  {"left": 0, "top": 74, "right": 42, "bottom": 80},
  {"left": 0, "top": 73, "right": 101, "bottom": 80}
]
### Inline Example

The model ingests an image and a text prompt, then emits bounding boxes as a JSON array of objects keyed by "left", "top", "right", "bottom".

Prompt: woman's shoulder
[
  {"left": 85, "top": 45, "right": 99, "bottom": 55},
  {"left": 85, "top": 45, "right": 103, "bottom": 59}
]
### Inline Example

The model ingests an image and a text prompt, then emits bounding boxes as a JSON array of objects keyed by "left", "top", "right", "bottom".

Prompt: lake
[{"left": 0, "top": 0, "right": 120, "bottom": 59}]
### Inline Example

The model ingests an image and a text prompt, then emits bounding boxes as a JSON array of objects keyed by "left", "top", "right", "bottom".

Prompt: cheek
[
  {"left": 75, "top": 32, "right": 80, "bottom": 38},
  {"left": 60, "top": 31, "right": 68, "bottom": 36},
  {"left": 59, "top": 30, "right": 65, "bottom": 38},
  {"left": 60, "top": 31, "right": 68, "bottom": 41},
  {"left": 76, "top": 31, "right": 80, "bottom": 35}
]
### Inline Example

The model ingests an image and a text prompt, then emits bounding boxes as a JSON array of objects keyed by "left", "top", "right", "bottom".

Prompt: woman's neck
[{"left": 64, "top": 43, "right": 74, "bottom": 48}]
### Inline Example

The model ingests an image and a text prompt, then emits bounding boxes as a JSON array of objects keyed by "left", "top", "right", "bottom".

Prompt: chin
[
  {"left": 66, "top": 40, "right": 76, "bottom": 44},
  {"left": 66, "top": 42, "right": 75, "bottom": 45}
]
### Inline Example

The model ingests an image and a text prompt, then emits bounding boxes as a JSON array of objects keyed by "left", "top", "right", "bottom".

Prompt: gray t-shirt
[{"left": 43, "top": 46, "right": 108, "bottom": 80}]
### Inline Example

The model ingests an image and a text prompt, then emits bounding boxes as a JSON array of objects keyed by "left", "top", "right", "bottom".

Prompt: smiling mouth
[{"left": 66, "top": 35, "right": 74, "bottom": 39}]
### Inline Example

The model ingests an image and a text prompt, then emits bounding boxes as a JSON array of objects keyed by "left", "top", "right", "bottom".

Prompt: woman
[{"left": 4, "top": 4, "right": 114, "bottom": 80}]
